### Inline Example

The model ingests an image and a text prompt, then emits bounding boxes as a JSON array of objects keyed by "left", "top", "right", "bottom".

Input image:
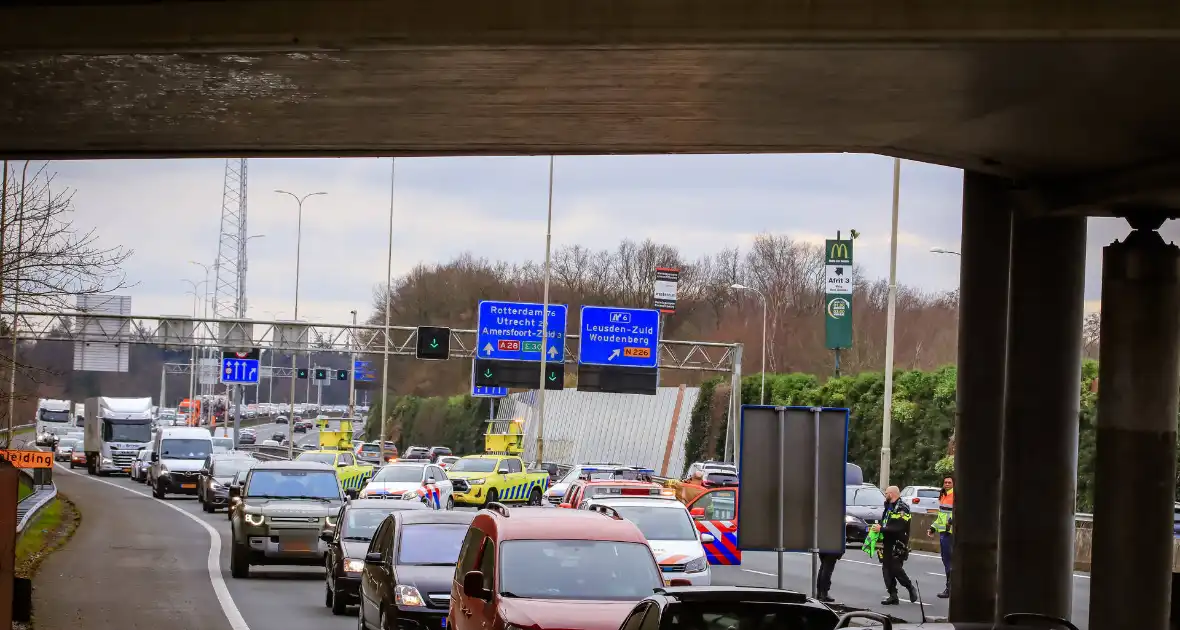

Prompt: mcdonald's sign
[{"left": 826, "top": 239, "right": 853, "bottom": 264}]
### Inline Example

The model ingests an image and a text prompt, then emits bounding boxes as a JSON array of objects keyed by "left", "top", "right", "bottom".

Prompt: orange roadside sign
[{"left": 0, "top": 450, "right": 52, "bottom": 469}]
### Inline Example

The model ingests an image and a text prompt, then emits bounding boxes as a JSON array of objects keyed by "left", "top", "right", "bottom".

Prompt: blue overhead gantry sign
[
  {"left": 221, "top": 358, "right": 260, "bottom": 384},
  {"left": 578, "top": 306, "right": 660, "bottom": 368},
  {"left": 476, "top": 301, "right": 568, "bottom": 362}
]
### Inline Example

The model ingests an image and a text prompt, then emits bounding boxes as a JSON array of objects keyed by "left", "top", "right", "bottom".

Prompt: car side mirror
[
  {"left": 229, "top": 486, "right": 241, "bottom": 498},
  {"left": 338, "top": 461, "right": 347, "bottom": 467},
  {"left": 365, "top": 552, "right": 383, "bottom": 565},
  {"left": 345, "top": 489, "right": 359, "bottom": 500},
  {"left": 690, "top": 507, "right": 705, "bottom": 519},
  {"left": 462, "top": 571, "right": 490, "bottom": 599},
  {"left": 150, "top": 453, "right": 159, "bottom": 462},
  {"left": 320, "top": 532, "right": 334, "bottom": 543},
  {"left": 498, "top": 467, "right": 510, "bottom": 475},
  {"left": 700, "top": 533, "right": 715, "bottom": 544}
]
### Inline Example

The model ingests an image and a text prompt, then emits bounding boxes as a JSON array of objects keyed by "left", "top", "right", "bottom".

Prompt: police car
[
  {"left": 357, "top": 461, "right": 454, "bottom": 510},
  {"left": 582, "top": 495, "right": 712, "bottom": 585}
]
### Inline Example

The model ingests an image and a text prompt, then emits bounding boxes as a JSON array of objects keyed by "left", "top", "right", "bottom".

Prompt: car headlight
[
  {"left": 394, "top": 584, "right": 424, "bottom": 607},
  {"left": 345, "top": 558, "right": 365, "bottom": 573},
  {"left": 845, "top": 515, "right": 860, "bottom": 524},
  {"left": 210, "top": 481, "right": 224, "bottom": 490},
  {"left": 401, "top": 490, "right": 418, "bottom": 500},
  {"left": 325, "top": 515, "right": 337, "bottom": 527},
  {"left": 466, "top": 478, "right": 484, "bottom": 485},
  {"left": 244, "top": 513, "right": 265, "bottom": 526},
  {"left": 102, "top": 457, "right": 113, "bottom": 466}
]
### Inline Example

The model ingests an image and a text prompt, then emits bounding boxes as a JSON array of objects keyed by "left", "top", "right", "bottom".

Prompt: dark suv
[
  {"left": 617, "top": 586, "right": 838, "bottom": 630},
  {"left": 323, "top": 498, "right": 432, "bottom": 615},
  {"left": 427, "top": 446, "right": 452, "bottom": 463}
]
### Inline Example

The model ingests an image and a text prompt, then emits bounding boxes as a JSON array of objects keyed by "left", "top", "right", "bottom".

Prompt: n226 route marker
[{"left": 476, "top": 300, "right": 568, "bottom": 362}]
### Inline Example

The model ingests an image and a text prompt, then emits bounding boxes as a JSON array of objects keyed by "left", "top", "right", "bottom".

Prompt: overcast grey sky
[{"left": 49, "top": 154, "right": 1148, "bottom": 325}]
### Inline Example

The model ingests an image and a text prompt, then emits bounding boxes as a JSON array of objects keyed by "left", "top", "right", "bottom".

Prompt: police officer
[
  {"left": 872, "top": 485, "right": 918, "bottom": 605},
  {"left": 927, "top": 475, "right": 954, "bottom": 598},
  {"left": 816, "top": 548, "right": 843, "bottom": 603}
]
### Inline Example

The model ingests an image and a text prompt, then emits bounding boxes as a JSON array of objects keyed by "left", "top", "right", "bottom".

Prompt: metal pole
[
  {"left": 0, "top": 162, "right": 7, "bottom": 441},
  {"left": 379, "top": 158, "right": 396, "bottom": 463},
  {"left": 348, "top": 310, "right": 357, "bottom": 418},
  {"left": 810, "top": 408, "right": 822, "bottom": 597},
  {"left": 535, "top": 155, "right": 555, "bottom": 466},
  {"left": 289, "top": 199, "right": 303, "bottom": 461},
  {"left": 759, "top": 293, "right": 767, "bottom": 405},
  {"left": 6, "top": 162, "right": 27, "bottom": 444},
  {"left": 880, "top": 157, "right": 901, "bottom": 489},
  {"left": 159, "top": 365, "right": 166, "bottom": 410},
  {"left": 776, "top": 408, "right": 785, "bottom": 589},
  {"left": 233, "top": 385, "right": 242, "bottom": 449},
  {"left": 188, "top": 290, "right": 198, "bottom": 406}
]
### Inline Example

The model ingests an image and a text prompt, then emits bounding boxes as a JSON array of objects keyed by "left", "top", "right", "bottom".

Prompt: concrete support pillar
[
  {"left": 997, "top": 214, "right": 1087, "bottom": 620},
  {"left": 1088, "top": 217, "right": 1180, "bottom": 630},
  {"left": 949, "top": 172, "right": 1012, "bottom": 622}
]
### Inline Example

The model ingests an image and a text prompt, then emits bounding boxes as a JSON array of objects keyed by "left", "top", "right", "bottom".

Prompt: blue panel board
[
  {"left": 221, "top": 358, "right": 261, "bottom": 384},
  {"left": 353, "top": 360, "right": 377, "bottom": 382},
  {"left": 476, "top": 301, "right": 568, "bottom": 362},
  {"left": 578, "top": 305, "right": 660, "bottom": 368},
  {"left": 470, "top": 362, "right": 508, "bottom": 398}
]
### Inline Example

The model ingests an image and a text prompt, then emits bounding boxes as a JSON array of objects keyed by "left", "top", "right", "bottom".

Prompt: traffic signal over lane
[
  {"left": 474, "top": 358, "right": 564, "bottom": 390},
  {"left": 296, "top": 368, "right": 308, "bottom": 379},
  {"left": 336, "top": 370, "right": 348, "bottom": 381},
  {"left": 314, "top": 368, "right": 327, "bottom": 380},
  {"left": 415, "top": 326, "right": 451, "bottom": 360}
]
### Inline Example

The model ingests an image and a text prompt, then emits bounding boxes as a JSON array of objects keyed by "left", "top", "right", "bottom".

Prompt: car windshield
[
  {"left": 359, "top": 444, "right": 380, "bottom": 453},
  {"left": 662, "top": 602, "right": 836, "bottom": 630},
  {"left": 246, "top": 470, "right": 340, "bottom": 499},
  {"left": 602, "top": 504, "right": 697, "bottom": 541},
  {"left": 847, "top": 486, "right": 886, "bottom": 506},
  {"left": 396, "top": 524, "right": 468, "bottom": 565},
  {"left": 917, "top": 489, "right": 941, "bottom": 499},
  {"left": 705, "top": 472, "right": 739, "bottom": 485},
  {"left": 372, "top": 466, "right": 424, "bottom": 483},
  {"left": 499, "top": 540, "right": 661, "bottom": 601},
  {"left": 159, "top": 438, "right": 211, "bottom": 460},
  {"left": 57, "top": 439, "right": 78, "bottom": 449},
  {"left": 448, "top": 458, "right": 496, "bottom": 473},
  {"left": 212, "top": 438, "right": 233, "bottom": 450},
  {"left": 296, "top": 452, "right": 337, "bottom": 465},
  {"left": 341, "top": 508, "right": 396, "bottom": 541},
  {"left": 213, "top": 459, "right": 254, "bottom": 478}
]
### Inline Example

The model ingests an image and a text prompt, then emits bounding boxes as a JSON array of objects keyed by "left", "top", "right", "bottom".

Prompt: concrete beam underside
[{"left": 1, "top": 1, "right": 1180, "bottom": 180}]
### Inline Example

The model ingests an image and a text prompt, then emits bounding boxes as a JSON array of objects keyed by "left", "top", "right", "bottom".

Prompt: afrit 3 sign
[{"left": 824, "top": 240, "right": 853, "bottom": 350}]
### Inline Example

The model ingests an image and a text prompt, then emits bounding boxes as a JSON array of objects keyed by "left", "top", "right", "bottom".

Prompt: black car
[
  {"left": 271, "top": 431, "right": 287, "bottom": 443},
  {"left": 402, "top": 446, "right": 431, "bottom": 460},
  {"left": 426, "top": 446, "right": 452, "bottom": 463},
  {"left": 357, "top": 510, "right": 474, "bottom": 629},
  {"left": 198, "top": 454, "right": 256, "bottom": 513},
  {"left": 323, "top": 499, "right": 433, "bottom": 615},
  {"left": 294, "top": 423, "right": 308, "bottom": 433},
  {"left": 618, "top": 586, "right": 838, "bottom": 630},
  {"left": 845, "top": 484, "right": 886, "bottom": 543}
]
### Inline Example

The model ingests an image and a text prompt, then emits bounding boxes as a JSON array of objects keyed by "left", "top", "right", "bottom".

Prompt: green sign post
[{"left": 824, "top": 237, "right": 854, "bottom": 367}]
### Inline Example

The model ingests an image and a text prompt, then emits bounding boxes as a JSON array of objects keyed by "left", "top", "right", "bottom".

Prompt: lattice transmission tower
[{"left": 212, "top": 158, "right": 249, "bottom": 320}]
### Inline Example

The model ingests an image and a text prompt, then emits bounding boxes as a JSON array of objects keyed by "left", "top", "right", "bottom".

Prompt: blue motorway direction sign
[
  {"left": 222, "top": 358, "right": 260, "bottom": 384},
  {"left": 578, "top": 306, "right": 660, "bottom": 369},
  {"left": 354, "top": 360, "right": 377, "bottom": 382},
  {"left": 476, "top": 301, "right": 568, "bottom": 363},
  {"left": 471, "top": 363, "right": 508, "bottom": 398}
]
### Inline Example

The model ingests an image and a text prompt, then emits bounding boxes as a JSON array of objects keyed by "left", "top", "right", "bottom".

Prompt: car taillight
[
  {"left": 912, "top": 498, "right": 920, "bottom": 504},
  {"left": 621, "top": 487, "right": 657, "bottom": 496}
]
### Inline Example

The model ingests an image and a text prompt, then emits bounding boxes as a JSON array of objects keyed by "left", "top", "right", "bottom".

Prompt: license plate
[
  {"left": 180, "top": 483, "right": 196, "bottom": 489},
  {"left": 281, "top": 540, "right": 311, "bottom": 552},
  {"left": 441, "top": 617, "right": 447, "bottom": 629}
]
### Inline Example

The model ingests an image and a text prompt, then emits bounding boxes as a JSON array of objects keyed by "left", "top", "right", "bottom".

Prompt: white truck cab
[
  {"left": 34, "top": 399, "right": 74, "bottom": 445},
  {"left": 151, "top": 426, "right": 214, "bottom": 499}
]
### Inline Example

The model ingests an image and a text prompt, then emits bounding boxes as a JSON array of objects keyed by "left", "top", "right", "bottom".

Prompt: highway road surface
[{"left": 41, "top": 442, "right": 1093, "bottom": 630}]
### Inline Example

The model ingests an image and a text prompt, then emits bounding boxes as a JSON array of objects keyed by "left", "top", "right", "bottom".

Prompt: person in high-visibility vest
[{"left": 927, "top": 475, "right": 954, "bottom": 599}]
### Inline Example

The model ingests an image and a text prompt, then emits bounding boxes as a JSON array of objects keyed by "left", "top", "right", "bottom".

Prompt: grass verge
[
  {"left": 17, "top": 482, "right": 32, "bottom": 503},
  {"left": 15, "top": 493, "right": 80, "bottom": 579}
]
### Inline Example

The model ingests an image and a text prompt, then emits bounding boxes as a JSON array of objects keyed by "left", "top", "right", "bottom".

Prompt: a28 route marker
[
  {"left": 576, "top": 305, "right": 660, "bottom": 395},
  {"left": 474, "top": 300, "right": 567, "bottom": 390}
]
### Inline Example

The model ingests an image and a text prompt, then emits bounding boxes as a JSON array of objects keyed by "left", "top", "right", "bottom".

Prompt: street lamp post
[
  {"left": 189, "top": 261, "right": 215, "bottom": 425},
  {"left": 881, "top": 157, "right": 902, "bottom": 490},
  {"left": 730, "top": 283, "right": 768, "bottom": 405},
  {"left": 182, "top": 280, "right": 206, "bottom": 409},
  {"left": 275, "top": 190, "right": 326, "bottom": 460}
]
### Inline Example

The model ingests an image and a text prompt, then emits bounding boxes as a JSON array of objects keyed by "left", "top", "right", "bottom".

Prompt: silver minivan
[{"left": 151, "top": 426, "right": 214, "bottom": 499}]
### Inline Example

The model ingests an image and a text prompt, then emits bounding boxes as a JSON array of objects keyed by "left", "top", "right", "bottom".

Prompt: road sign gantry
[{"left": 576, "top": 305, "right": 661, "bottom": 395}]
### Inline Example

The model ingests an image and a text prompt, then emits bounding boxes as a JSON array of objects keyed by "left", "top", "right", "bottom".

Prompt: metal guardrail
[{"left": 16, "top": 440, "right": 56, "bottom": 534}]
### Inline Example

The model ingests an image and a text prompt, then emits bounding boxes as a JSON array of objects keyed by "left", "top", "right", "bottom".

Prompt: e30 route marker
[{"left": 476, "top": 300, "right": 568, "bottom": 362}]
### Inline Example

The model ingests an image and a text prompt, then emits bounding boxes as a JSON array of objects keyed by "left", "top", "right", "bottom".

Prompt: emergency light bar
[{"left": 591, "top": 486, "right": 676, "bottom": 498}]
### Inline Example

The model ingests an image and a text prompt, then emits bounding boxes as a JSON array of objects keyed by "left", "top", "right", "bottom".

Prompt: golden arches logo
[{"left": 830, "top": 242, "right": 849, "bottom": 260}]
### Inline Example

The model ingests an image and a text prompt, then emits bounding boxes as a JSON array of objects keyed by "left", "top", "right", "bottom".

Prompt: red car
[{"left": 450, "top": 503, "right": 669, "bottom": 630}]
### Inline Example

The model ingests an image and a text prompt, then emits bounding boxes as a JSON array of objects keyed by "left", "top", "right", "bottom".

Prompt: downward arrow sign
[{"left": 483, "top": 343, "right": 494, "bottom": 355}]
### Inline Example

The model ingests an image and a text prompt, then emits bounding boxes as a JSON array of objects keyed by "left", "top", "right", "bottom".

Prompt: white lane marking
[
  {"left": 840, "top": 559, "right": 878, "bottom": 566},
  {"left": 928, "top": 572, "right": 945, "bottom": 577},
  {"left": 741, "top": 569, "right": 776, "bottom": 576},
  {"left": 56, "top": 465, "right": 250, "bottom": 630}
]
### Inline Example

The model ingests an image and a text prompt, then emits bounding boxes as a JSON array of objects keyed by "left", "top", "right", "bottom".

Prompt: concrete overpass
[{"left": 2, "top": 2, "right": 1180, "bottom": 628}]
